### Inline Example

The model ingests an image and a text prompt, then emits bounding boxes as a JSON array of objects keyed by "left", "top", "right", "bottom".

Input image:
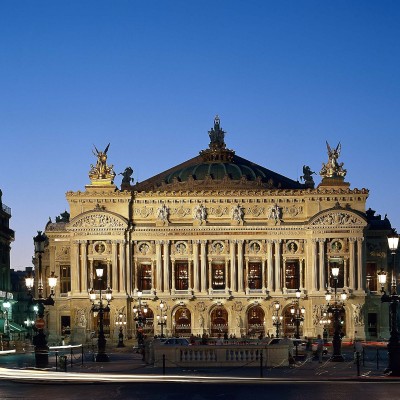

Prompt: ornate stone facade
[{"left": 39, "top": 118, "right": 392, "bottom": 343}]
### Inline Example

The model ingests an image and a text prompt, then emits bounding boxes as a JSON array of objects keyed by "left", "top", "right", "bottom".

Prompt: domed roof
[{"left": 130, "top": 117, "right": 307, "bottom": 192}]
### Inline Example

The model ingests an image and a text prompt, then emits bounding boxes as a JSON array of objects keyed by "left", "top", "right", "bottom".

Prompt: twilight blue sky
[{"left": 1, "top": 1, "right": 399, "bottom": 269}]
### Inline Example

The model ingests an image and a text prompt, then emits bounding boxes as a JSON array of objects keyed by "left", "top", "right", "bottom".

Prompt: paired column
[
  {"left": 237, "top": 240, "right": 244, "bottom": 293},
  {"left": 192, "top": 241, "right": 200, "bottom": 292},
  {"left": 274, "top": 240, "right": 281, "bottom": 292},
  {"left": 156, "top": 241, "right": 162, "bottom": 292},
  {"left": 357, "top": 238, "right": 364, "bottom": 291},
  {"left": 200, "top": 241, "right": 207, "bottom": 292},
  {"left": 318, "top": 239, "right": 325, "bottom": 291},
  {"left": 312, "top": 239, "right": 318, "bottom": 291},
  {"left": 80, "top": 241, "right": 88, "bottom": 292},
  {"left": 349, "top": 238, "right": 356, "bottom": 290},
  {"left": 230, "top": 240, "right": 236, "bottom": 292},
  {"left": 267, "top": 240, "right": 273, "bottom": 292},
  {"left": 163, "top": 241, "right": 170, "bottom": 292}
]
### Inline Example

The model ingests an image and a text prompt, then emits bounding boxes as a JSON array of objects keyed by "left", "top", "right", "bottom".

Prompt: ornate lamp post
[
  {"left": 290, "top": 289, "right": 305, "bottom": 339},
  {"left": 290, "top": 289, "right": 305, "bottom": 357},
  {"left": 116, "top": 313, "right": 127, "bottom": 348},
  {"left": 25, "top": 231, "right": 57, "bottom": 368},
  {"left": 272, "top": 302, "right": 283, "bottom": 338},
  {"left": 133, "top": 291, "right": 148, "bottom": 351},
  {"left": 157, "top": 301, "right": 167, "bottom": 338},
  {"left": 89, "top": 266, "right": 112, "bottom": 362},
  {"left": 319, "top": 310, "right": 331, "bottom": 344},
  {"left": 377, "top": 230, "right": 400, "bottom": 376},
  {"left": 326, "top": 266, "right": 347, "bottom": 362}
]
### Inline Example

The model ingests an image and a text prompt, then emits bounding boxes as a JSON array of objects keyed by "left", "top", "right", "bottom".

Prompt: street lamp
[
  {"left": 326, "top": 266, "right": 347, "bottom": 362},
  {"left": 290, "top": 289, "right": 305, "bottom": 339},
  {"left": 157, "top": 301, "right": 167, "bottom": 338},
  {"left": 116, "top": 313, "right": 127, "bottom": 348},
  {"left": 272, "top": 302, "right": 283, "bottom": 338},
  {"left": 133, "top": 291, "right": 148, "bottom": 352},
  {"left": 319, "top": 310, "right": 331, "bottom": 344},
  {"left": 290, "top": 289, "right": 305, "bottom": 358},
  {"left": 89, "top": 266, "right": 112, "bottom": 362},
  {"left": 25, "top": 231, "right": 57, "bottom": 368},
  {"left": 377, "top": 230, "right": 400, "bottom": 376}
]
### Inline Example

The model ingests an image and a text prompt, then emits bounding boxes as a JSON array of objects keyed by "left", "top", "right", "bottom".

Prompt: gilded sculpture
[
  {"left": 89, "top": 143, "right": 116, "bottom": 183},
  {"left": 320, "top": 141, "right": 347, "bottom": 178}
]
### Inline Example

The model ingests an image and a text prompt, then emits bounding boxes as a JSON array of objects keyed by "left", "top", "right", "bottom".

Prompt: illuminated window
[{"left": 175, "top": 262, "right": 189, "bottom": 290}]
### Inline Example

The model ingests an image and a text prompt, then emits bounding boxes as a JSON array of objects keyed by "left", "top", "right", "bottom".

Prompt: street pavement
[{"left": 0, "top": 339, "right": 399, "bottom": 382}]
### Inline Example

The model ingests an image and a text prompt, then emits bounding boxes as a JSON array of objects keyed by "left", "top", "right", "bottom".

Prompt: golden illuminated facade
[{"left": 40, "top": 118, "right": 391, "bottom": 344}]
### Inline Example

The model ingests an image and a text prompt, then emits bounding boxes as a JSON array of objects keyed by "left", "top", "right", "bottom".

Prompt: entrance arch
[
  {"left": 173, "top": 307, "right": 192, "bottom": 337},
  {"left": 247, "top": 306, "right": 265, "bottom": 338},
  {"left": 210, "top": 306, "right": 228, "bottom": 336}
]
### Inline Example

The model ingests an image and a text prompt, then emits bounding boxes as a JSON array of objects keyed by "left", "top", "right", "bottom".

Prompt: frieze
[
  {"left": 71, "top": 213, "right": 127, "bottom": 229},
  {"left": 310, "top": 211, "right": 366, "bottom": 227}
]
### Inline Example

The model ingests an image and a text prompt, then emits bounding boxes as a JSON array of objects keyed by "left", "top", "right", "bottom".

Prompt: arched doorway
[
  {"left": 173, "top": 307, "right": 191, "bottom": 337},
  {"left": 210, "top": 306, "right": 228, "bottom": 336},
  {"left": 247, "top": 306, "right": 265, "bottom": 338}
]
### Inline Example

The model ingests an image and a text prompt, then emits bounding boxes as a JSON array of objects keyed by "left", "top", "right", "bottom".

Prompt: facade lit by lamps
[
  {"left": 89, "top": 266, "right": 112, "bottom": 362},
  {"left": 326, "top": 266, "right": 347, "bottom": 362},
  {"left": 25, "top": 231, "right": 57, "bottom": 368},
  {"left": 377, "top": 230, "right": 400, "bottom": 376}
]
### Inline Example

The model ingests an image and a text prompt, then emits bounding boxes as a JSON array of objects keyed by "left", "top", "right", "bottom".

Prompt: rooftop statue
[
  {"left": 89, "top": 143, "right": 116, "bottom": 182},
  {"left": 119, "top": 167, "right": 134, "bottom": 185},
  {"left": 320, "top": 142, "right": 347, "bottom": 179},
  {"left": 300, "top": 165, "right": 316, "bottom": 187}
]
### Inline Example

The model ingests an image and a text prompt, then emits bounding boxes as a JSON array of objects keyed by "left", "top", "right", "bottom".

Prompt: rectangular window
[
  {"left": 175, "top": 262, "right": 189, "bottom": 290},
  {"left": 248, "top": 262, "right": 262, "bottom": 289},
  {"left": 139, "top": 264, "right": 152, "bottom": 291},
  {"left": 366, "top": 262, "right": 378, "bottom": 292},
  {"left": 60, "top": 265, "right": 71, "bottom": 294},
  {"left": 212, "top": 263, "right": 225, "bottom": 290},
  {"left": 285, "top": 261, "right": 300, "bottom": 289}
]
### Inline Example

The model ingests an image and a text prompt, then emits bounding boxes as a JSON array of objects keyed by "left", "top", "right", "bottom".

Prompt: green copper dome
[{"left": 131, "top": 116, "right": 307, "bottom": 191}]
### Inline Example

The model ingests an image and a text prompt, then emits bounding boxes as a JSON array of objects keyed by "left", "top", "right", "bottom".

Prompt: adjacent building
[{"left": 39, "top": 118, "right": 391, "bottom": 344}]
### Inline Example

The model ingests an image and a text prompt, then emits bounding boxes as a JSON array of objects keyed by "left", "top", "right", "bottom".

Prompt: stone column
[
  {"left": 349, "top": 238, "right": 356, "bottom": 290},
  {"left": 267, "top": 240, "right": 273, "bottom": 292},
  {"left": 134, "top": 259, "right": 138, "bottom": 291},
  {"left": 312, "top": 239, "right": 318, "bottom": 292},
  {"left": 111, "top": 241, "right": 118, "bottom": 291},
  {"left": 237, "top": 240, "right": 244, "bottom": 293},
  {"left": 201, "top": 241, "right": 207, "bottom": 293},
  {"left": 357, "top": 238, "right": 364, "bottom": 291},
  {"left": 193, "top": 241, "right": 200, "bottom": 293},
  {"left": 81, "top": 241, "right": 87, "bottom": 293},
  {"left": 119, "top": 241, "right": 126, "bottom": 293},
  {"left": 230, "top": 240, "right": 236, "bottom": 293},
  {"left": 71, "top": 240, "right": 80, "bottom": 294},
  {"left": 318, "top": 239, "right": 325, "bottom": 291},
  {"left": 188, "top": 259, "right": 193, "bottom": 293},
  {"left": 208, "top": 260, "right": 212, "bottom": 293},
  {"left": 163, "top": 241, "right": 170, "bottom": 292},
  {"left": 274, "top": 240, "right": 281, "bottom": 292},
  {"left": 126, "top": 239, "right": 132, "bottom": 295},
  {"left": 156, "top": 241, "right": 162, "bottom": 292},
  {"left": 106, "top": 261, "right": 111, "bottom": 288}
]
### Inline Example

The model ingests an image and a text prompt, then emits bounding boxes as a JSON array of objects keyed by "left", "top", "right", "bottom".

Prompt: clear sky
[{"left": 1, "top": 0, "right": 399, "bottom": 269}]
